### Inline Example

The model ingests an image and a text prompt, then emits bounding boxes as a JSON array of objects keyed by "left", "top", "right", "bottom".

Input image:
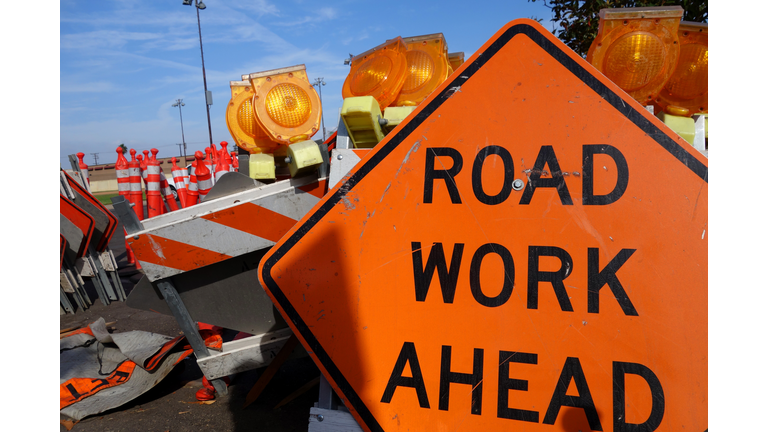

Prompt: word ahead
[{"left": 382, "top": 342, "right": 664, "bottom": 431}]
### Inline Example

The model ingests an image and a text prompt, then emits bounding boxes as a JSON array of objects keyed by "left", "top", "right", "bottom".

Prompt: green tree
[
  {"left": 118, "top": 143, "right": 128, "bottom": 154},
  {"left": 529, "top": 0, "right": 707, "bottom": 57}
]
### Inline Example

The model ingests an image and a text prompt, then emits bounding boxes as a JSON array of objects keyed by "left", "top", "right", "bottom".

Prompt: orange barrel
[
  {"left": 115, "top": 147, "right": 130, "bottom": 199},
  {"left": 214, "top": 149, "right": 230, "bottom": 182},
  {"left": 154, "top": 150, "right": 179, "bottom": 211},
  {"left": 186, "top": 160, "right": 199, "bottom": 206},
  {"left": 219, "top": 141, "right": 232, "bottom": 165},
  {"left": 195, "top": 151, "right": 213, "bottom": 201},
  {"left": 127, "top": 149, "right": 144, "bottom": 220},
  {"left": 145, "top": 149, "right": 163, "bottom": 218},
  {"left": 204, "top": 147, "right": 215, "bottom": 182},
  {"left": 76, "top": 152, "right": 90, "bottom": 191},
  {"left": 171, "top": 157, "right": 189, "bottom": 208}
]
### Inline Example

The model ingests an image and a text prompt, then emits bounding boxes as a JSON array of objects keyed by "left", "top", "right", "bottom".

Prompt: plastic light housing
[
  {"left": 248, "top": 64, "right": 322, "bottom": 146},
  {"left": 225, "top": 81, "right": 277, "bottom": 154},
  {"left": 447, "top": 52, "right": 465, "bottom": 72},
  {"left": 393, "top": 33, "right": 451, "bottom": 107},
  {"left": 342, "top": 37, "right": 408, "bottom": 109},
  {"left": 586, "top": 6, "right": 683, "bottom": 104},
  {"left": 654, "top": 21, "right": 708, "bottom": 116}
]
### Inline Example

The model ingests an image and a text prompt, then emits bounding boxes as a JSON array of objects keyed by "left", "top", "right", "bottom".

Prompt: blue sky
[{"left": 59, "top": 0, "right": 555, "bottom": 167}]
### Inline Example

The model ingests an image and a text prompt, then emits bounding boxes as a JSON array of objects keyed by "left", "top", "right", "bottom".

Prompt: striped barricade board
[{"left": 127, "top": 174, "right": 328, "bottom": 282}]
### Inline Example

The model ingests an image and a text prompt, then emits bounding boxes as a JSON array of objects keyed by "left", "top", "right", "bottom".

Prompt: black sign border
[{"left": 262, "top": 22, "right": 708, "bottom": 432}]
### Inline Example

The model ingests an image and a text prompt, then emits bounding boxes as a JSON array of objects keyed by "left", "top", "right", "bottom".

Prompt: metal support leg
[
  {"left": 156, "top": 279, "right": 228, "bottom": 396},
  {"left": 63, "top": 257, "right": 92, "bottom": 307},
  {"left": 89, "top": 248, "right": 117, "bottom": 301},
  {"left": 109, "top": 270, "right": 126, "bottom": 302},
  {"left": 60, "top": 287, "right": 74, "bottom": 314},
  {"left": 107, "top": 249, "right": 127, "bottom": 301},
  {"left": 90, "top": 268, "right": 110, "bottom": 306},
  {"left": 317, "top": 375, "right": 338, "bottom": 410}
]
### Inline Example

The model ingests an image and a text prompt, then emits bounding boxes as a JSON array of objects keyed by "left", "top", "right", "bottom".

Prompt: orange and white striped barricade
[
  {"left": 60, "top": 191, "right": 92, "bottom": 313},
  {"left": 61, "top": 171, "right": 125, "bottom": 306},
  {"left": 171, "top": 157, "right": 189, "bottom": 208},
  {"left": 116, "top": 171, "right": 328, "bottom": 394},
  {"left": 76, "top": 152, "right": 91, "bottom": 192},
  {"left": 127, "top": 149, "right": 144, "bottom": 220},
  {"left": 194, "top": 151, "right": 214, "bottom": 201},
  {"left": 60, "top": 190, "right": 103, "bottom": 312},
  {"left": 145, "top": 149, "right": 163, "bottom": 218}
]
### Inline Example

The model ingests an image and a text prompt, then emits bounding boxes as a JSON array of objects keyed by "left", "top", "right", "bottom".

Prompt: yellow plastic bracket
[
  {"left": 249, "top": 153, "right": 276, "bottom": 180},
  {"left": 341, "top": 96, "right": 385, "bottom": 148},
  {"left": 287, "top": 140, "right": 323, "bottom": 178},
  {"left": 657, "top": 111, "right": 695, "bottom": 145},
  {"left": 382, "top": 106, "right": 417, "bottom": 134}
]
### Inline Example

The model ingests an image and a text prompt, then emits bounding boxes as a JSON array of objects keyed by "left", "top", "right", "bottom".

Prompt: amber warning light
[
  {"left": 586, "top": 6, "right": 684, "bottom": 105},
  {"left": 654, "top": 21, "right": 708, "bottom": 116},
  {"left": 225, "top": 64, "right": 324, "bottom": 180}
]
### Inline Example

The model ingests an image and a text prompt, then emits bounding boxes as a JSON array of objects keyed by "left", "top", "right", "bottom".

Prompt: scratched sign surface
[{"left": 260, "top": 19, "right": 708, "bottom": 432}]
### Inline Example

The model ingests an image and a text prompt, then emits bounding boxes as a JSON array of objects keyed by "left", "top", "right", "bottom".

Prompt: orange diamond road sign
[{"left": 259, "top": 19, "right": 707, "bottom": 432}]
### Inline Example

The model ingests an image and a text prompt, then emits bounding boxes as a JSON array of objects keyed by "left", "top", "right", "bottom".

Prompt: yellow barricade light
[
  {"left": 654, "top": 21, "right": 708, "bottom": 116},
  {"left": 342, "top": 38, "right": 409, "bottom": 110},
  {"left": 448, "top": 52, "right": 465, "bottom": 72},
  {"left": 248, "top": 65, "right": 322, "bottom": 146},
  {"left": 656, "top": 111, "right": 695, "bottom": 145},
  {"left": 249, "top": 153, "right": 276, "bottom": 180},
  {"left": 382, "top": 106, "right": 417, "bottom": 134},
  {"left": 340, "top": 96, "right": 385, "bottom": 148},
  {"left": 586, "top": 6, "right": 683, "bottom": 104},
  {"left": 225, "top": 81, "right": 278, "bottom": 155},
  {"left": 286, "top": 140, "right": 324, "bottom": 177},
  {"left": 393, "top": 33, "right": 452, "bottom": 107}
]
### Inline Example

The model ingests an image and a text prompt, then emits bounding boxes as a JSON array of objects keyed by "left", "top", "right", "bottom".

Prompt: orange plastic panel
[
  {"left": 225, "top": 81, "right": 278, "bottom": 154},
  {"left": 586, "top": 6, "right": 683, "bottom": 103},
  {"left": 249, "top": 65, "right": 322, "bottom": 146},
  {"left": 393, "top": 34, "right": 452, "bottom": 107},
  {"left": 654, "top": 21, "right": 708, "bottom": 115},
  {"left": 260, "top": 19, "right": 707, "bottom": 432},
  {"left": 342, "top": 37, "right": 408, "bottom": 109}
]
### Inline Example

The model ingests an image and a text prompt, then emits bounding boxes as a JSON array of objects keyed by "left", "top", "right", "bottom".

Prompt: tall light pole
[
  {"left": 183, "top": 0, "right": 214, "bottom": 151},
  {"left": 312, "top": 77, "right": 327, "bottom": 141},
  {"left": 172, "top": 99, "right": 187, "bottom": 159}
]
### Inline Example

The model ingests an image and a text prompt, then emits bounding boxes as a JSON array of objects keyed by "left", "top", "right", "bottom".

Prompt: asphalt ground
[{"left": 60, "top": 216, "right": 323, "bottom": 432}]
